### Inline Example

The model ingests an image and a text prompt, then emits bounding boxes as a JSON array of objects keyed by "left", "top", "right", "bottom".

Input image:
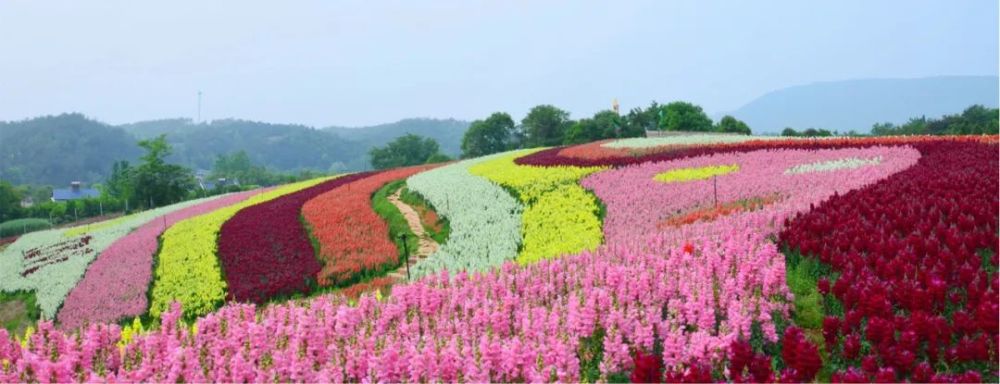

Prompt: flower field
[
  {"left": 780, "top": 141, "right": 999, "bottom": 381},
  {"left": 57, "top": 189, "right": 270, "bottom": 330},
  {"left": 301, "top": 165, "right": 436, "bottom": 286},
  {"left": 0, "top": 193, "right": 232, "bottom": 319},
  {"left": 469, "top": 151, "right": 606, "bottom": 264},
  {"left": 216, "top": 174, "right": 377, "bottom": 303},
  {"left": 0, "top": 135, "right": 996, "bottom": 382},
  {"left": 406, "top": 153, "right": 523, "bottom": 279},
  {"left": 149, "top": 177, "right": 331, "bottom": 318}
]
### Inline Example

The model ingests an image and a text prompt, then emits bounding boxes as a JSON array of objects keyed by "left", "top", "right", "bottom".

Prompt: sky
[{"left": 0, "top": 1, "right": 997, "bottom": 127}]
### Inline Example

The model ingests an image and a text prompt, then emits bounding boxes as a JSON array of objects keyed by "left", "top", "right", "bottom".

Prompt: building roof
[{"left": 52, "top": 188, "right": 101, "bottom": 201}]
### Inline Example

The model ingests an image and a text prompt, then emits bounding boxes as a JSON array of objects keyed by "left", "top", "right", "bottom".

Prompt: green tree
[
  {"left": 132, "top": 135, "right": 195, "bottom": 208},
  {"left": 0, "top": 181, "right": 23, "bottom": 222},
  {"left": 461, "top": 112, "right": 516, "bottom": 158},
  {"left": 211, "top": 151, "right": 281, "bottom": 186},
  {"left": 564, "top": 119, "right": 600, "bottom": 145},
  {"left": 781, "top": 127, "right": 799, "bottom": 137},
  {"left": 105, "top": 160, "right": 134, "bottom": 201},
  {"left": 369, "top": 134, "right": 443, "bottom": 170},
  {"left": 619, "top": 105, "right": 652, "bottom": 138},
  {"left": 715, "top": 115, "right": 752, "bottom": 135},
  {"left": 425, "top": 153, "right": 453, "bottom": 164},
  {"left": 659, "top": 101, "right": 713, "bottom": 132},
  {"left": 521, "top": 105, "right": 571, "bottom": 147}
]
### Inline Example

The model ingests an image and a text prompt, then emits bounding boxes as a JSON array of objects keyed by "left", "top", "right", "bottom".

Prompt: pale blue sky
[{"left": 0, "top": 1, "right": 996, "bottom": 126}]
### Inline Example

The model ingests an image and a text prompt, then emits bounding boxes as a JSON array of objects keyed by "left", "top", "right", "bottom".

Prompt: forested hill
[
  {"left": 1, "top": 114, "right": 470, "bottom": 186},
  {"left": 0, "top": 114, "right": 141, "bottom": 186},
  {"left": 326, "top": 118, "right": 469, "bottom": 159}
]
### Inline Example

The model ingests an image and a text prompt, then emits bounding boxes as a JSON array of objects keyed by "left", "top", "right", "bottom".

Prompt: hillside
[
  {"left": 1, "top": 115, "right": 470, "bottom": 186},
  {"left": 122, "top": 118, "right": 363, "bottom": 172},
  {"left": 0, "top": 114, "right": 141, "bottom": 186},
  {"left": 726, "top": 76, "right": 999, "bottom": 133},
  {"left": 326, "top": 118, "right": 469, "bottom": 158}
]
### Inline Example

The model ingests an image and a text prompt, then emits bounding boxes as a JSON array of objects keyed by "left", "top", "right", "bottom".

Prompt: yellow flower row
[
  {"left": 654, "top": 164, "right": 739, "bottom": 183},
  {"left": 148, "top": 177, "right": 332, "bottom": 318},
  {"left": 470, "top": 150, "right": 606, "bottom": 264}
]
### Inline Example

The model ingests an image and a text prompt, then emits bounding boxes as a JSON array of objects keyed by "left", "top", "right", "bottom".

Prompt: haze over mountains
[
  {"left": 725, "top": 76, "right": 999, "bottom": 134},
  {"left": 1, "top": 75, "right": 996, "bottom": 186}
]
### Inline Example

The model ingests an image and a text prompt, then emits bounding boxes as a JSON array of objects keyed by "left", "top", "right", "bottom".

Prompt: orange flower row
[
  {"left": 658, "top": 194, "right": 782, "bottom": 229},
  {"left": 302, "top": 165, "right": 437, "bottom": 286}
]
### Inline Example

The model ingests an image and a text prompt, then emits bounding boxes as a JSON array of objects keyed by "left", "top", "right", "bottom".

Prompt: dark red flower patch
[
  {"left": 780, "top": 140, "right": 999, "bottom": 380},
  {"left": 217, "top": 172, "right": 375, "bottom": 303}
]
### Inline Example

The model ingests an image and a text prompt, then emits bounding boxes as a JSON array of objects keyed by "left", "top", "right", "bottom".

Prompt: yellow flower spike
[
  {"left": 375, "top": 289, "right": 383, "bottom": 302},
  {"left": 20, "top": 326, "right": 34, "bottom": 349}
]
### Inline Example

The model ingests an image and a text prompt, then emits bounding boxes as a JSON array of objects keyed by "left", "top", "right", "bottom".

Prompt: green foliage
[
  {"left": 522, "top": 105, "right": 572, "bottom": 147},
  {"left": 658, "top": 101, "right": 713, "bottom": 132},
  {"left": 0, "top": 218, "right": 52, "bottom": 237},
  {"left": 210, "top": 150, "right": 293, "bottom": 186},
  {"left": 0, "top": 181, "right": 22, "bottom": 222},
  {"left": 781, "top": 127, "right": 833, "bottom": 137},
  {"left": 0, "top": 113, "right": 142, "bottom": 186},
  {"left": 424, "top": 152, "right": 452, "bottom": 164},
  {"left": 784, "top": 249, "right": 831, "bottom": 330},
  {"left": 461, "top": 112, "right": 516, "bottom": 158},
  {"left": 399, "top": 186, "right": 451, "bottom": 244},
  {"left": 0, "top": 290, "right": 40, "bottom": 335},
  {"left": 564, "top": 110, "right": 624, "bottom": 145},
  {"left": 131, "top": 135, "right": 196, "bottom": 208},
  {"left": 870, "top": 104, "right": 999, "bottom": 135},
  {"left": 715, "top": 115, "right": 753, "bottom": 135},
  {"left": 577, "top": 327, "right": 606, "bottom": 383},
  {"left": 371, "top": 181, "right": 419, "bottom": 267},
  {"left": 105, "top": 161, "right": 134, "bottom": 202},
  {"left": 622, "top": 102, "right": 660, "bottom": 135},
  {"left": 369, "top": 134, "right": 444, "bottom": 170}
]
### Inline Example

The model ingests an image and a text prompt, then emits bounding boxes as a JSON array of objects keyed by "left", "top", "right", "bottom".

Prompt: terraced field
[{"left": 0, "top": 135, "right": 996, "bottom": 383}]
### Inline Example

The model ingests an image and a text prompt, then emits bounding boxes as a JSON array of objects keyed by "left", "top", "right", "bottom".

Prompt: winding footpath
[{"left": 386, "top": 188, "right": 438, "bottom": 281}]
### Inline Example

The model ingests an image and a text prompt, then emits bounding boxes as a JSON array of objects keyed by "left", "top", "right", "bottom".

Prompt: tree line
[
  {"left": 368, "top": 101, "right": 753, "bottom": 168},
  {"left": 779, "top": 105, "right": 998, "bottom": 137},
  {"left": 0, "top": 135, "right": 322, "bottom": 228}
]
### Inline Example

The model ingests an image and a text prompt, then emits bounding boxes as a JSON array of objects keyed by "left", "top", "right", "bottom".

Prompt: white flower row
[
  {"left": 0, "top": 194, "right": 230, "bottom": 319},
  {"left": 784, "top": 156, "right": 883, "bottom": 174},
  {"left": 601, "top": 134, "right": 778, "bottom": 149},
  {"left": 405, "top": 152, "right": 524, "bottom": 279}
]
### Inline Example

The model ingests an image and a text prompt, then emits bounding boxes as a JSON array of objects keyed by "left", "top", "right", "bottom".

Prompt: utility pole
[
  {"left": 400, "top": 233, "right": 410, "bottom": 281},
  {"left": 713, "top": 176, "right": 718, "bottom": 207}
]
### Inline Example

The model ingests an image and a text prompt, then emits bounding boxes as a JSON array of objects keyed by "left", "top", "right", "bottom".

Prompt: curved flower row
[
  {"left": 602, "top": 134, "right": 783, "bottom": 149},
  {"left": 780, "top": 141, "right": 998, "bottom": 381},
  {"left": 518, "top": 135, "right": 996, "bottom": 168},
  {"left": 583, "top": 146, "right": 920, "bottom": 245},
  {"left": 653, "top": 164, "right": 739, "bottom": 183},
  {"left": 57, "top": 189, "right": 271, "bottom": 330},
  {"left": 148, "top": 177, "right": 331, "bottom": 319},
  {"left": 0, "top": 228, "right": 792, "bottom": 383},
  {"left": 217, "top": 174, "right": 377, "bottom": 303},
  {"left": 406, "top": 153, "right": 523, "bottom": 279},
  {"left": 784, "top": 155, "right": 881, "bottom": 174},
  {"left": 301, "top": 165, "right": 436, "bottom": 287},
  {"left": 469, "top": 151, "right": 606, "bottom": 263},
  {"left": 0, "top": 194, "right": 230, "bottom": 319}
]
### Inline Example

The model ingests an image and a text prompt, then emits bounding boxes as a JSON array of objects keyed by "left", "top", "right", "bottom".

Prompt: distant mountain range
[
  {"left": 725, "top": 75, "right": 999, "bottom": 134},
  {"left": 1, "top": 115, "right": 469, "bottom": 186},
  {"left": 2, "top": 75, "right": 995, "bottom": 186}
]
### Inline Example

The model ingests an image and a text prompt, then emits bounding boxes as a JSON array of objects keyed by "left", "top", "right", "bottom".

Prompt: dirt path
[{"left": 386, "top": 188, "right": 438, "bottom": 281}]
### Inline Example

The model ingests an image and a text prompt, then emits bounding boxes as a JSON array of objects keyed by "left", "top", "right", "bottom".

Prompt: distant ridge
[{"left": 725, "top": 76, "right": 999, "bottom": 134}]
